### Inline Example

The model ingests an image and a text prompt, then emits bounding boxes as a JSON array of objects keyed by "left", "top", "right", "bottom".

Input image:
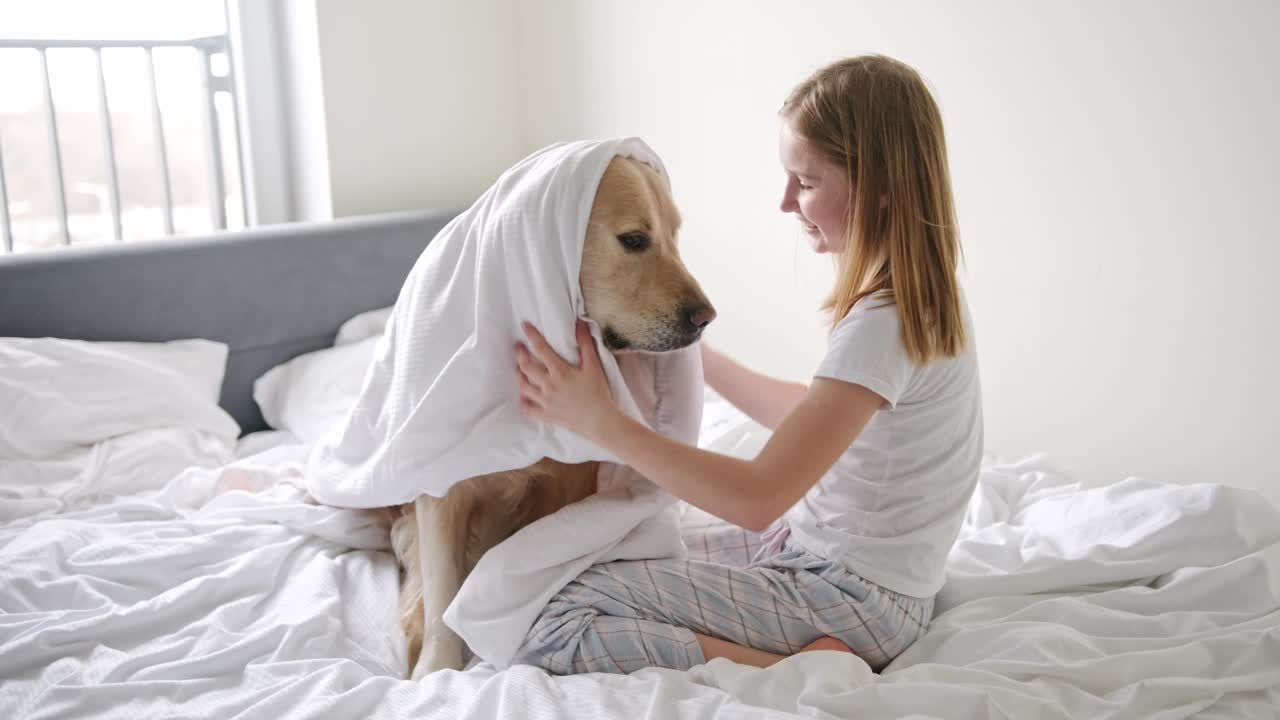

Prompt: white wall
[
  {"left": 312, "top": 0, "right": 524, "bottom": 215},
  {"left": 304, "top": 1, "right": 1280, "bottom": 505}
]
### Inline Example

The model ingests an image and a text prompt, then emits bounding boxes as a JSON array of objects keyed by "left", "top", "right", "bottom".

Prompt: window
[{"left": 0, "top": 0, "right": 246, "bottom": 253}]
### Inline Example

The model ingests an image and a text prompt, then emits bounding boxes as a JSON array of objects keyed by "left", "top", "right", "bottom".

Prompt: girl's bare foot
[
  {"left": 799, "top": 636, "right": 854, "bottom": 654},
  {"left": 694, "top": 633, "right": 855, "bottom": 668}
]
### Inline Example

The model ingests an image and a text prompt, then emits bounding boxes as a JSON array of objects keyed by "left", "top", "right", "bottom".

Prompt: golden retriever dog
[{"left": 389, "top": 156, "right": 716, "bottom": 678}]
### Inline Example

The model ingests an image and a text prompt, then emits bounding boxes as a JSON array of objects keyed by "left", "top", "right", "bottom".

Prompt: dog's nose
[{"left": 684, "top": 303, "right": 717, "bottom": 330}]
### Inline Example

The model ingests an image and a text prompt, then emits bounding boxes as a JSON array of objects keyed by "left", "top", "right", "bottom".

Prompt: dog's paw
[{"left": 411, "top": 633, "right": 464, "bottom": 679}]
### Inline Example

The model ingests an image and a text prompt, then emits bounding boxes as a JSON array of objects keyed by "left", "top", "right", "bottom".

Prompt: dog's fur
[{"left": 389, "top": 156, "right": 715, "bottom": 678}]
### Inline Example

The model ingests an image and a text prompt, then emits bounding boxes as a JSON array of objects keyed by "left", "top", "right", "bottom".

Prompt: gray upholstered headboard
[{"left": 0, "top": 208, "right": 460, "bottom": 434}]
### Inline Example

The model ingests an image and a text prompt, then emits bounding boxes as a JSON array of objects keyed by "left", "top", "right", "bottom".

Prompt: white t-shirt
[{"left": 783, "top": 291, "right": 983, "bottom": 598}]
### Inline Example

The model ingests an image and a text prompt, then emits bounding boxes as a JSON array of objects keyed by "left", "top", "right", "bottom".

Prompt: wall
[{"left": 313, "top": 0, "right": 525, "bottom": 215}]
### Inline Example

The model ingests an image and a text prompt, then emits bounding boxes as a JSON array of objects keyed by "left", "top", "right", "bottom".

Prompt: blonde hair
[{"left": 781, "top": 55, "right": 965, "bottom": 364}]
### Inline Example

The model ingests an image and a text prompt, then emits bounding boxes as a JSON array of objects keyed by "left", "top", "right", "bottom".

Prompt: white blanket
[
  {"left": 4, "top": 443, "right": 1277, "bottom": 719},
  {"left": 7, "top": 333, "right": 1277, "bottom": 718},
  {"left": 304, "top": 138, "right": 699, "bottom": 668},
  {"left": 0, "top": 338, "right": 239, "bottom": 520}
]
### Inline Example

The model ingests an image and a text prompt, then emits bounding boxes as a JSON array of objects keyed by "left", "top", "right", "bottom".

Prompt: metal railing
[{"left": 0, "top": 35, "right": 245, "bottom": 252}]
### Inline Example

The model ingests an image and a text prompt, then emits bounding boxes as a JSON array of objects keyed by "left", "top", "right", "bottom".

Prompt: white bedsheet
[{"left": 3, "top": 423, "right": 1278, "bottom": 718}]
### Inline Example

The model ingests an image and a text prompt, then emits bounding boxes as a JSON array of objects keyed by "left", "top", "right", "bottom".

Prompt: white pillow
[
  {"left": 253, "top": 335, "right": 382, "bottom": 443},
  {"left": 252, "top": 306, "right": 391, "bottom": 443},
  {"left": 334, "top": 306, "right": 392, "bottom": 346},
  {"left": 0, "top": 337, "right": 241, "bottom": 519},
  {"left": 0, "top": 337, "right": 239, "bottom": 459}
]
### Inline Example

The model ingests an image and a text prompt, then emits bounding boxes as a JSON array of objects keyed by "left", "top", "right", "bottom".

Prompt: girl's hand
[{"left": 516, "top": 320, "right": 617, "bottom": 441}]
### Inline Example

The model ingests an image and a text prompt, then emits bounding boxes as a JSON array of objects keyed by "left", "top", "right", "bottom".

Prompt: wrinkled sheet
[{"left": 2, "top": 413, "right": 1278, "bottom": 718}]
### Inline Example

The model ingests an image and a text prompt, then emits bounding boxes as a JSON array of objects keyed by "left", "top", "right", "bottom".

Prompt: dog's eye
[{"left": 617, "top": 232, "right": 651, "bottom": 252}]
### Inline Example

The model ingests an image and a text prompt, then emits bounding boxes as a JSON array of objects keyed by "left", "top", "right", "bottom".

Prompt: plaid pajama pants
[{"left": 512, "top": 512, "right": 934, "bottom": 675}]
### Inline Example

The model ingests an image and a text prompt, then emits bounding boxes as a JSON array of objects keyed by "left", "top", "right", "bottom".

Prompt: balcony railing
[{"left": 0, "top": 34, "right": 245, "bottom": 253}]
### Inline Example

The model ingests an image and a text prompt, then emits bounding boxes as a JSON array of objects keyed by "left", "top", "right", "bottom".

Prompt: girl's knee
[{"left": 512, "top": 599, "right": 599, "bottom": 673}]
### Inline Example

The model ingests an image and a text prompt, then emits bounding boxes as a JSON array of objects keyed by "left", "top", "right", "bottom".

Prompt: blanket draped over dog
[{"left": 305, "top": 138, "right": 698, "bottom": 669}]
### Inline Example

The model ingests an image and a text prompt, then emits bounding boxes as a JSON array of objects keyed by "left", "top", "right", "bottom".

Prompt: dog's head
[{"left": 580, "top": 157, "right": 715, "bottom": 353}]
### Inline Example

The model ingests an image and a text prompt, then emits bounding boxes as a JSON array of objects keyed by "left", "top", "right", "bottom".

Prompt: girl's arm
[
  {"left": 517, "top": 322, "right": 882, "bottom": 531},
  {"left": 701, "top": 344, "right": 807, "bottom": 431}
]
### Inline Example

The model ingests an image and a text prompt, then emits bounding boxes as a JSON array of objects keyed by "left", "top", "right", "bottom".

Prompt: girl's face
[{"left": 778, "top": 120, "right": 851, "bottom": 254}]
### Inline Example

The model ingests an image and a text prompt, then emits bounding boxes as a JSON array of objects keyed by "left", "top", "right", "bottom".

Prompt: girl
[{"left": 513, "top": 54, "right": 982, "bottom": 674}]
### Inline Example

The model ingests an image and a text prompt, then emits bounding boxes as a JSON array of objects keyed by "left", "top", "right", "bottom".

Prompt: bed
[{"left": 2, "top": 211, "right": 1278, "bottom": 719}]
